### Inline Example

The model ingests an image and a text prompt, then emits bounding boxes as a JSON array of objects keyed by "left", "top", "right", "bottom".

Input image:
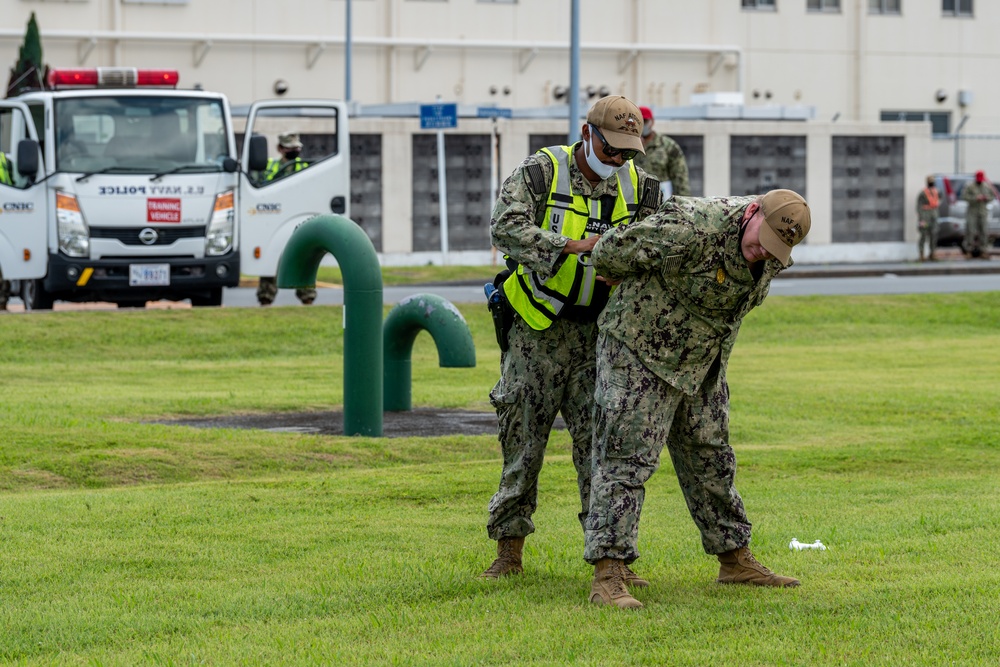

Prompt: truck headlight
[
  {"left": 56, "top": 192, "right": 90, "bottom": 258},
  {"left": 206, "top": 190, "right": 234, "bottom": 256}
]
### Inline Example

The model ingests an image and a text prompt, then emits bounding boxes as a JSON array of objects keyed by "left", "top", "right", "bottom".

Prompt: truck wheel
[
  {"left": 190, "top": 287, "right": 223, "bottom": 307},
  {"left": 21, "top": 279, "right": 54, "bottom": 311}
]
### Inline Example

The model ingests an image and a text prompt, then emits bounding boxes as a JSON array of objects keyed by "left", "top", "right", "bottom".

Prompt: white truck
[{"left": 0, "top": 67, "right": 349, "bottom": 309}]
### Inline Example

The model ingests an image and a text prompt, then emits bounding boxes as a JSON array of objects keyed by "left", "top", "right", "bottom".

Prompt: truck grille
[{"left": 90, "top": 226, "right": 206, "bottom": 246}]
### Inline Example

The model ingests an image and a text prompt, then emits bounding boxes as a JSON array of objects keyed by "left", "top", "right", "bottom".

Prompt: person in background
[
  {"left": 962, "top": 170, "right": 995, "bottom": 260},
  {"left": 0, "top": 152, "right": 13, "bottom": 310},
  {"left": 257, "top": 132, "right": 317, "bottom": 306},
  {"left": 916, "top": 175, "right": 940, "bottom": 262},
  {"left": 584, "top": 189, "right": 810, "bottom": 609},
  {"left": 479, "top": 96, "right": 662, "bottom": 584},
  {"left": 633, "top": 106, "right": 691, "bottom": 200}
]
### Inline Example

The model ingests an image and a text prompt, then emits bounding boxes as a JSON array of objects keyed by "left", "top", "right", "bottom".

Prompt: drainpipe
[
  {"left": 276, "top": 215, "right": 384, "bottom": 437},
  {"left": 383, "top": 293, "right": 476, "bottom": 412},
  {"left": 111, "top": 0, "right": 122, "bottom": 65}
]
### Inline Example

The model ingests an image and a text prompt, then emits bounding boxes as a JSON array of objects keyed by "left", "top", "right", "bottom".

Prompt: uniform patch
[{"left": 662, "top": 255, "right": 682, "bottom": 274}]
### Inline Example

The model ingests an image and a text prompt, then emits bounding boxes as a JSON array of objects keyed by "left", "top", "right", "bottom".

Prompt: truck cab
[{"left": 0, "top": 67, "right": 350, "bottom": 309}]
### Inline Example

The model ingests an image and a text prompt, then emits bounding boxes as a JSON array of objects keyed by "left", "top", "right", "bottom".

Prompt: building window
[
  {"left": 943, "top": 0, "right": 972, "bottom": 16},
  {"left": 807, "top": 0, "right": 840, "bottom": 10},
  {"left": 479, "top": 0, "right": 516, "bottom": 3},
  {"left": 869, "top": 0, "right": 901, "bottom": 13},
  {"left": 880, "top": 110, "right": 951, "bottom": 135},
  {"left": 742, "top": 0, "right": 776, "bottom": 9}
]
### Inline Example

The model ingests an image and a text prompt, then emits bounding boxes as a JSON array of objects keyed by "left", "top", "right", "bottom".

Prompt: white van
[{"left": 0, "top": 68, "right": 349, "bottom": 309}]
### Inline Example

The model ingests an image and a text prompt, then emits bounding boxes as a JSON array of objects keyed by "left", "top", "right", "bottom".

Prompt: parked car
[{"left": 931, "top": 174, "right": 1000, "bottom": 249}]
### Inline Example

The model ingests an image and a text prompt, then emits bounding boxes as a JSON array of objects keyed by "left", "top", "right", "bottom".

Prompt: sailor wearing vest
[
  {"left": 916, "top": 175, "right": 940, "bottom": 261},
  {"left": 256, "top": 132, "right": 317, "bottom": 306},
  {"left": 480, "top": 96, "right": 663, "bottom": 584},
  {"left": 0, "top": 152, "right": 11, "bottom": 311}
]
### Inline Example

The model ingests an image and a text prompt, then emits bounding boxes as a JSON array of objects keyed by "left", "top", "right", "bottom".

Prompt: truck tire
[
  {"left": 190, "top": 287, "right": 223, "bottom": 307},
  {"left": 21, "top": 279, "right": 54, "bottom": 311}
]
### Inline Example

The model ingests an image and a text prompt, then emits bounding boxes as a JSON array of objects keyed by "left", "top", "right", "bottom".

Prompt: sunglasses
[{"left": 590, "top": 125, "right": 639, "bottom": 161}]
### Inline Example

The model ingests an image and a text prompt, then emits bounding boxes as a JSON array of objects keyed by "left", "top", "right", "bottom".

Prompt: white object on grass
[{"left": 789, "top": 538, "right": 827, "bottom": 551}]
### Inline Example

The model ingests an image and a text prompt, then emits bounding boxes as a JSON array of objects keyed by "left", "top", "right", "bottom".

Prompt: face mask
[
  {"left": 284, "top": 150, "right": 301, "bottom": 160},
  {"left": 642, "top": 123, "right": 653, "bottom": 138},
  {"left": 584, "top": 134, "right": 619, "bottom": 180}
]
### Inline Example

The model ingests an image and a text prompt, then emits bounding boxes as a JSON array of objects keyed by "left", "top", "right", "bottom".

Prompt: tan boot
[
  {"left": 589, "top": 558, "right": 643, "bottom": 609},
  {"left": 479, "top": 537, "right": 524, "bottom": 579},
  {"left": 623, "top": 564, "right": 649, "bottom": 588},
  {"left": 717, "top": 546, "right": 800, "bottom": 588}
]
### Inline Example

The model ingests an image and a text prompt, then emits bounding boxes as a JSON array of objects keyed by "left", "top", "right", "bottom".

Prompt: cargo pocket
[
  {"left": 594, "top": 356, "right": 645, "bottom": 460},
  {"left": 490, "top": 378, "right": 523, "bottom": 442}
]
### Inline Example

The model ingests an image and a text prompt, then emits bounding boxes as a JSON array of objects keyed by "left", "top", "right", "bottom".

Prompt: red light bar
[
  {"left": 46, "top": 68, "right": 180, "bottom": 89},
  {"left": 47, "top": 69, "right": 100, "bottom": 88},
  {"left": 136, "top": 70, "right": 180, "bottom": 87}
]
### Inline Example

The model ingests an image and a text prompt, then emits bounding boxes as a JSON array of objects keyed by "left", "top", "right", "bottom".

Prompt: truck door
[
  {"left": 237, "top": 101, "right": 350, "bottom": 276},
  {"left": 0, "top": 101, "right": 47, "bottom": 281}
]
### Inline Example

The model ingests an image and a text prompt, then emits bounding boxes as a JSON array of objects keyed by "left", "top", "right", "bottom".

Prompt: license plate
[{"left": 129, "top": 263, "right": 170, "bottom": 286}]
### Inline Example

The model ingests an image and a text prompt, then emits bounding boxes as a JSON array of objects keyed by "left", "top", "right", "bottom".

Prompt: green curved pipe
[
  {"left": 276, "top": 215, "right": 383, "bottom": 436},
  {"left": 383, "top": 293, "right": 477, "bottom": 412}
]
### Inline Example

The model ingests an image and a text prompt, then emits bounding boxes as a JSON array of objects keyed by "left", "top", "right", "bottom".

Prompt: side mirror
[
  {"left": 16, "top": 138, "right": 39, "bottom": 179},
  {"left": 248, "top": 135, "right": 269, "bottom": 172},
  {"left": 221, "top": 156, "right": 238, "bottom": 173}
]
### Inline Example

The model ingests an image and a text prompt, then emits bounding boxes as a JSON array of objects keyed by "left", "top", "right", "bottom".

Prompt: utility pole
[
  {"left": 568, "top": 0, "right": 581, "bottom": 143},
  {"left": 345, "top": 0, "right": 353, "bottom": 103}
]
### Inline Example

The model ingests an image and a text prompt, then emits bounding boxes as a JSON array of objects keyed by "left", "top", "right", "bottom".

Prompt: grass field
[
  {"left": 313, "top": 264, "right": 498, "bottom": 287},
  {"left": 2, "top": 292, "right": 999, "bottom": 665}
]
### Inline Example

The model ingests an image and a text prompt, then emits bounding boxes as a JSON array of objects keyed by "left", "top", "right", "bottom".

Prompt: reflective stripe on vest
[{"left": 503, "top": 145, "right": 640, "bottom": 331}]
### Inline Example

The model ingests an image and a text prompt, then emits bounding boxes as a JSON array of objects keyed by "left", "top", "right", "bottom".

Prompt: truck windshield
[{"left": 54, "top": 96, "right": 229, "bottom": 173}]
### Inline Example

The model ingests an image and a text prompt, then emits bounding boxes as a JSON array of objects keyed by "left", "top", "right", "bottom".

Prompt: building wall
[
  {"left": 4, "top": 0, "right": 998, "bottom": 135},
  {"left": 349, "top": 115, "right": 931, "bottom": 264},
  {"left": 0, "top": 0, "right": 966, "bottom": 262}
]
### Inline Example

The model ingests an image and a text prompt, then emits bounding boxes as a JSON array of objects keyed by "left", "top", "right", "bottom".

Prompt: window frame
[
  {"left": 868, "top": 0, "right": 901, "bottom": 14},
  {"left": 942, "top": 0, "right": 973, "bottom": 17},
  {"left": 807, "top": 0, "right": 841, "bottom": 12},
  {"left": 879, "top": 110, "right": 952, "bottom": 135},
  {"left": 742, "top": 0, "right": 777, "bottom": 10}
]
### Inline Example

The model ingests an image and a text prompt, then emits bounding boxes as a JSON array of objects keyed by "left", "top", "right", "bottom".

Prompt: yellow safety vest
[
  {"left": 503, "top": 145, "right": 640, "bottom": 330},
  {"left": 265, "top": 157, "right": 309, "bottom": 181},
  {"left": 0, "top": 153, "right": 12, "bottom": 186}
]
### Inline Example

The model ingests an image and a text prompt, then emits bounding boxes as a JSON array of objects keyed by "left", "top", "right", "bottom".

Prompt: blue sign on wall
[
  {"left": 477, "top": 107, "right": 513, "bottom": 119},
  {"left": 420, "top": 103, "right": 458, "bottom": 130}
]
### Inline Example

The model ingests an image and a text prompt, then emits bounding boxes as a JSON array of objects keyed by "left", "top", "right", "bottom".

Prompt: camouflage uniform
[
  {"left": 916, "top": 186, "right": 939, "bottom": 259},
  {"left": 487, "top": 143, "right": 661, "bottom": 541},
  {"left": 584, "top": 195, "right": 786, "bottom": 564},
  {"left": 256, "top": 276, "right": 316, "bottom": 305},
  {"left": 0, "top": 154, "right": 12, "bottom": 309},
  {"left": 632, "top": 133, "right": 690, "bottom": 197},
  {"left": 962, "top": 181, "right": 995, "bottom": 257},
  {"left": 0, "top": 267, "right": 9, "bottom": 311}
]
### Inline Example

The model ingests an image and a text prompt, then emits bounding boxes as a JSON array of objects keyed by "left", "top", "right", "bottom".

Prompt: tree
[{"left": 7, "top": 12, "right": 46, "bottom": 98}]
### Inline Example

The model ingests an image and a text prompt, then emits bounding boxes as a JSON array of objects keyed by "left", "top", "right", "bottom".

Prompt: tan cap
[
  {"left": 758, "top": 189, "right": 811, "bottom": 266},
  {"left": 278, "top": 132, "right": 303, "bottom": 149},
  {"left": 586, "top": 96, "right": 645, "bottom": 154}
]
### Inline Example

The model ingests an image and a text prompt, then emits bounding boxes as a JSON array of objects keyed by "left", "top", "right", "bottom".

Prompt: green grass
[
  {"left": 311, "top": 264, "right": 499, "bottom": 286},
  {"left": 2, "top": 293, "right": 1000, "bottom": 665}
]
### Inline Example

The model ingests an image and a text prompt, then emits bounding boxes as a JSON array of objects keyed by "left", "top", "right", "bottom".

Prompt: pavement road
[
  {"left": 6, "top": 260, "right": 1000, "bottom": 311},
  {"left": 219, "top": 272, "right": 1000, "bottom": 306}
]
